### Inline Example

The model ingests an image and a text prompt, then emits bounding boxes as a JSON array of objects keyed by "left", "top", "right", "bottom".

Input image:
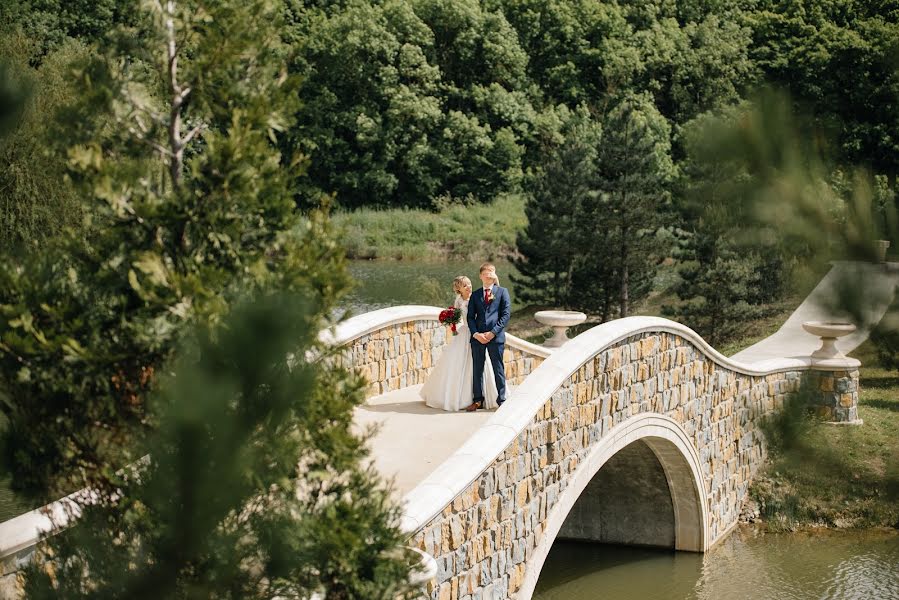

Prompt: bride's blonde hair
[{"left": 452, "top": 275, "right": 472, "bottom": 296}]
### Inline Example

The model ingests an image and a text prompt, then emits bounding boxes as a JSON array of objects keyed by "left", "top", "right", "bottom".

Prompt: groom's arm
[
  {"left": 467, "top": 296, "right": 478, "bottom": 340},
  {"left": 490, "top": 288, "right": 511, "bottom": 337}
]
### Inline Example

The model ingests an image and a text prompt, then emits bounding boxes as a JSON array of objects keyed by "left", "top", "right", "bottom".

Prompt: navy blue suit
[{"left": 467, "top": 285, "right": 511, "bottom": 405}]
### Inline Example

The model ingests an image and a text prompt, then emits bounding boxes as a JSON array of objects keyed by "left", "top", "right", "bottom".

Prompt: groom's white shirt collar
[{"left": 484, "top": 283, "right": 495, "bottom": 292}]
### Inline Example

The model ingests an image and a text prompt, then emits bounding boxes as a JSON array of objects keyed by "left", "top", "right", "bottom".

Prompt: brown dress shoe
[{"left": 465, "top": 401, "right": 482, "bottom": 412}]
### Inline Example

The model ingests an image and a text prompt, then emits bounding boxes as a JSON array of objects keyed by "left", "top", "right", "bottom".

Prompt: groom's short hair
[{"left": 479, "top": 262, "right": 496, "bottom": 273}]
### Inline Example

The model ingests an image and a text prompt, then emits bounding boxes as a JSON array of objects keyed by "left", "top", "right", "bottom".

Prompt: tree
[
  {"left": 1, "top": 0, "right": 415, "bottom": 595},
  {"left": 666, "top": 229, "right": 765, "bottom": 345},
  {"left": 285, "top": 0, "right": 532, "bottom": 209},
  {"left": 512, "top": 106, "right": 601, "bottom": 307},
  {"left": 628, "top": 9, "right": 757, "bottom": 126},
  {"left": 664, "top": 105, "right": 792, "bottom": 344},
  {"left": 588, "top": 92, "right": 675, "bottom": 317},
  {"left": 746, "top": 1, "right": 899, "bottom": 176},
  {"left": 492, "top": 0, "right": 639, "bottom": 106},
  {"left": 21, "top": 297, "right": 414, "bottom": 599},
  {"left": 0, "top": 0, "right": 137, "bottom": 58}
]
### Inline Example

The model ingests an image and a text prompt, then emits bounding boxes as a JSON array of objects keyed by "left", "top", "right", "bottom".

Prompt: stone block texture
[
  {"left": 333, "top": 320, "right": 545, "bottom": 399},
  {"left": 407, "top": 332, "right": 855, "bottom": 599}
]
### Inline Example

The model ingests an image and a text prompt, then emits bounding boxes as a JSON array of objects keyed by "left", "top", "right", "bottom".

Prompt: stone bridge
[
  {"left": 328, "top": 306, "right": 862, "bottom": 600},
  {"left": 5, "top": 260, "right": 896, "bottom": 598}
]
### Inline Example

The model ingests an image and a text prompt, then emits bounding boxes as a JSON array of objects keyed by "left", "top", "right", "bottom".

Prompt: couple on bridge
[{"left": 420, "top": 262, "right": 512, "bottom": 412}]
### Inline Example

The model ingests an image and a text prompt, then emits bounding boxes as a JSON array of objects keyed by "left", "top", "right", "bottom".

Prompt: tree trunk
[{"left": 619, "top": 229, "right": 629, "bottom": 318}]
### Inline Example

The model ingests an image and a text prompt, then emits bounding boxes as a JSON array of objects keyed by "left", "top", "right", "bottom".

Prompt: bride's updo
[{"left": 453, "top": 275, "right": 471, "bottom": 297}]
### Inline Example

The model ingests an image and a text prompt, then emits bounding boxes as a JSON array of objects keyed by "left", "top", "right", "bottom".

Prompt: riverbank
[
  {"left": 334, "top": 194, "right": 526, "bottom": 261},
  {"left": 747, "top": 339, "right": 899, "bottom": 532}
]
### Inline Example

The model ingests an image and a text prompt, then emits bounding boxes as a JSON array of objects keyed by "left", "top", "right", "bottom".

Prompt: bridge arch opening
[
  {"left": 558, "top": 439, "right": 679, "bottom": 548},
  {"left": 519, "top": 415, "right": 709, "bottom": 599}
]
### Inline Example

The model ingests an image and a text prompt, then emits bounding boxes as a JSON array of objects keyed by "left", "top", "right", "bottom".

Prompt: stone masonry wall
[
  {"left": 807, "top": 369, "right": 861, "bottom": 422},
  {"left": 407, "top": 331, "right": 853, "bottom": 600},
  {"left": 0, "top": 549, "right": 26, "bottom": 599},
  {"left": 333, "top": 320, "right": 545, "bottom": 399},
  {"left": 502, "top": 344, "right": 544, "bottom": 388},
  {"left": 334, "top": 320, "right": 448, "bottom": 398}
]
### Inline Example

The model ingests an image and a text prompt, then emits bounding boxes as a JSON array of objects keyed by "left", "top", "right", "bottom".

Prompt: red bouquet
[{"left": 439, "top": 306, "right": 463, "bottom": 335}]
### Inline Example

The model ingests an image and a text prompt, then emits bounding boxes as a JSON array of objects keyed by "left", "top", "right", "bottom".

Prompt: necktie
[{"left": 484, "top": 288, "right": 489, "bottom": 303}]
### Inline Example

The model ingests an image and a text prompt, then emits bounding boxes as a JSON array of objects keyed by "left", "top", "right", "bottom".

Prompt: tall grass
[{"left": 333, "top": 194, "right": 527, "bottom": 261}]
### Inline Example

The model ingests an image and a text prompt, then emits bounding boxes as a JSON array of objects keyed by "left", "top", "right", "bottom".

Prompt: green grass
[
  {"left": 750, "top": 339, "right": 899, "bottom": 531},
  {"left": 333, "top": 193, "right": 527, "bottom": 261}
]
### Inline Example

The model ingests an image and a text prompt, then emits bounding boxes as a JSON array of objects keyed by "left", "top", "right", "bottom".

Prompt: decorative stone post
[
  {"left": 802, "top": 321, "right": 862, "bottom": 425},
  {"left": 534, "top": 310, "right": 587, "bottom": 348}
]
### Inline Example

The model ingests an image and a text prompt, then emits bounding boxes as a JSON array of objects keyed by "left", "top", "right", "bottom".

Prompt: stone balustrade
[{"left": 398, "top": 316, "right": 860, "bottom": 600}]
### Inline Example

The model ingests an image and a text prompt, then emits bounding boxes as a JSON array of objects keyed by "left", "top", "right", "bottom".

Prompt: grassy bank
[
  {"left": 334, "top": 194, "right": 526, "bottom": 261},
  {"left": 749, "top": 340, "right": 899, "bottom": 531}
]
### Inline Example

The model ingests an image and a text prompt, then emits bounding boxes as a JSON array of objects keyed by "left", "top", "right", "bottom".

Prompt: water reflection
[{"left": 535, "top": 527, "right": 899, "bottom": 600}]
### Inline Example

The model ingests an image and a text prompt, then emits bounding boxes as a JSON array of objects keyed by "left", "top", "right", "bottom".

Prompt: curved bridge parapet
[
  {"left": 0, "top": 310, "right": 862, "bottom": 600},
  {"left": 396, "top": 316, "right": 859, "bottom": 600},
  {"left": 322, "top": 306, "right": 551, "bottom": 398}
]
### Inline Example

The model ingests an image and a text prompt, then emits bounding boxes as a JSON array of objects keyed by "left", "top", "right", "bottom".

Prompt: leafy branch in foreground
[
  {"left": 22, "top": 296, "right": 415, "bottom": 599},
  {"left": 0, "top": 0, "right": 349, "bottom": 504}
]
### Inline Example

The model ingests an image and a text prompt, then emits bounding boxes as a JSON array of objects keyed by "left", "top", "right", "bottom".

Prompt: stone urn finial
[
  {"left": 801, "top": 321, "right": 857, "bottom": 360},
  {"left": 534, "top": 310, "right": 587, "bottom": 347}
]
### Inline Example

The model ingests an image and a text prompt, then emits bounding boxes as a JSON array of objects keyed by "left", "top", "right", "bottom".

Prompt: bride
[{"left": 420, "top": 275, "right": 499, "bottom": 411}]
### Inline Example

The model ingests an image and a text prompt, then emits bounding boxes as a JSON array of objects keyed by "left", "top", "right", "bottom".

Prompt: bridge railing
[
  {"left": 395, "top": 315, "right": 860, "bottom": 599},
  {"left": 321, "top": 305, "right": 551, "bottom": 398},
  {"left": 0, "top": 305, "right": 550, "bottom": 596}
]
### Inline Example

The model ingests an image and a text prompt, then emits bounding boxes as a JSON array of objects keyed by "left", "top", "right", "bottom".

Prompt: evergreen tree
[
  {"left": 22, "top": 297, "right": 415, "bottom": 599},
  {"left": 588, "top": 92, "right": 675, "bottom": 317},
  {"left": 512, "top": 107, "right": 600, "bottom": 307},
  {"left": 665, "top": 104, "right": 790, "bottom": 345},
  {"left": 666, "top": 229, "right": 763, "bottom": 346},
  {"left": 0, "top": 0, "right": 413, "bottom": 595}
]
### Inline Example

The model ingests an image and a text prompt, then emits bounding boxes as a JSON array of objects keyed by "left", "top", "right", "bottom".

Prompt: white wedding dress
[{"left": 420, "top": 295, "right": 499, "bottom": 411}]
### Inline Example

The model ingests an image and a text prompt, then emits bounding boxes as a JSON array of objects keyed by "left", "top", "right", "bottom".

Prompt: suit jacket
[{"left": 467, "top": 285, "right": 511, "bottom": 344}]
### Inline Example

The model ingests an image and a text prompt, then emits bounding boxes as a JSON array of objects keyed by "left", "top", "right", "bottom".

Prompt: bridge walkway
[
  {"left": 732, "top": 261, "right": 899, "bottom": 363},
  {"left": 354, "top": 385, "right": 506, "bottom": 496}
]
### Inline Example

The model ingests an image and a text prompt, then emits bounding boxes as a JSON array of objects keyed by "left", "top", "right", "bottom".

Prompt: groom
[{"left": 466, "top": 262, "right": 511, "bottom": 411}]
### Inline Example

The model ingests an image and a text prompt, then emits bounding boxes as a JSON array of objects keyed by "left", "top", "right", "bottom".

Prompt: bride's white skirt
[{"left": 420, "top": 332, "right": 499, "bottom": 411}]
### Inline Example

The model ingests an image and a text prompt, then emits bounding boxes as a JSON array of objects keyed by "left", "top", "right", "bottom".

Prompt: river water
[
  {"left": 344, "top": 259, "right": 518, "bottom": 315},
  {"left": 534, "top": 527, "right": 899, "bottom": 600}
]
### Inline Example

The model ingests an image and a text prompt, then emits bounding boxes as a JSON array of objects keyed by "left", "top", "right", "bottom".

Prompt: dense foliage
[
  {"left": 0, "top": 0, "right": 413, "bottom": 596},
  {"left": 0, "top": 0, "right": 898, "bottom": 590}
]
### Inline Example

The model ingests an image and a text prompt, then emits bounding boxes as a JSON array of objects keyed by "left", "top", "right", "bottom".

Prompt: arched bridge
[
  {"left": 328, "top": 304, "right": 865, "bottom": 600},
  {"left": 4, "top": 262, "right": 896, "bottom": 599}
]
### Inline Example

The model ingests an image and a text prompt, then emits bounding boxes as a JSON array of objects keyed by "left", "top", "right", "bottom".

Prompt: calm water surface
[
  {"left": 534, "top": 527, "right": 899, "bottom": 600},
  {"left": 344, "top": 259, "right": 518, "bottom": 315}
]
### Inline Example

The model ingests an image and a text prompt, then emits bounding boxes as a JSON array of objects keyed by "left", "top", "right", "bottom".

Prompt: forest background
[{"left": 1, "top": 0, "right": 898, "bottom": 596}]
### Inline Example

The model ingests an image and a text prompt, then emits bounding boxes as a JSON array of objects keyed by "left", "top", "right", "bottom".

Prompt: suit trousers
[{"left": 471, "top": 339, "right": 506, "bottom": 404}]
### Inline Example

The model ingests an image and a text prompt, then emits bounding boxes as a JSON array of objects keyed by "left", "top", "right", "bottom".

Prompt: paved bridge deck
[{"left": 354, "top": 385, "right": 502, "bottom": 496}]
